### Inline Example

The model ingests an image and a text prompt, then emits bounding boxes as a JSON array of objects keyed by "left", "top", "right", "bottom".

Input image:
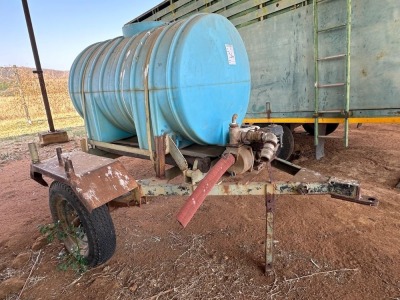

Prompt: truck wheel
[
  {"left": 49, "top": 181, "right": 116, "bottom": 267},
  {"left": 303, "top": 123, "right": 339, "bottom": 136},
  {"left": 276, "top": 124, "right": 294, "bottom": 161}
]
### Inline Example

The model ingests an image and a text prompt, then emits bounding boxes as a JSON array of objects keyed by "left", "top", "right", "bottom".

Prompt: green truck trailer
[{"left": 127, "top": 0, "right": 400, "bottom": 158}]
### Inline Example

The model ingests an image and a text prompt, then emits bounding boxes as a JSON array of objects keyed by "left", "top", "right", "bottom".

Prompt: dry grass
[
  {"left": 57, "top": 232, "right": 359, "bottom": 300},
  {"left": 0, "top": 67, "right": 83, "bottom": 139}
]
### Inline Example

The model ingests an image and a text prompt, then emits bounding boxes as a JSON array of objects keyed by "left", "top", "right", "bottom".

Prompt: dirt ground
[{"left": 0, "top": 124, "right": 399, "bottom": 300}]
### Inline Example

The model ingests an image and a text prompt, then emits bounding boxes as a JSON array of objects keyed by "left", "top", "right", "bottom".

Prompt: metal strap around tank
[{"left": 142, "top": 26, "right": 166, "bottom": 164}]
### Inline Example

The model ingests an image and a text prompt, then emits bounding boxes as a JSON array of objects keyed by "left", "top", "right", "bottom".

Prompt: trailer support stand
[
  {"left": 316, "top": 124, "right": 327, "bottom": 160},
  {"left": 265, "top": 184, "right": 275, "bottom": 274}
]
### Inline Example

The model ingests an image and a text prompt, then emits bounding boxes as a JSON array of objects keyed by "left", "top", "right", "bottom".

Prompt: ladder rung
[
  {"left": 318, "top": 135, "right": 343, "bottom": 139},
  {"left": 318, "top": 110, "right": 343, "bottom": 114},
  {"left": 317, "top": 54, "right": 346, "bottom": 61},
  {"left": 317, "top": 83, "right": 345, "bottom": 88},
  {"left": 318, "top": 24, "right": 346, "bottom": 33}
]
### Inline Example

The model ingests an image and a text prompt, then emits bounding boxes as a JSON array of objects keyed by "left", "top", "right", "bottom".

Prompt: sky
[{"left": 0, "top": 0, "right": 162, "bottom": 70}]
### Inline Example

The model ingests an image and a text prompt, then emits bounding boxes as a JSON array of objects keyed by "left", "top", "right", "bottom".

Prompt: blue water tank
[{"left": 69, "top": 13, "right": 250, "bottom": 149}]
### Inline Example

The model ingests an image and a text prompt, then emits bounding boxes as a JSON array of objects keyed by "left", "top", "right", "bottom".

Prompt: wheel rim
[{"left": 54, "top": 194, "right": 89, "bottom": 258}]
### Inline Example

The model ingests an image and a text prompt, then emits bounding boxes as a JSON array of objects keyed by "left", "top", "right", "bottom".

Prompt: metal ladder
[{"left": 313, "top": 0, "right": 352, "bottom": 157}]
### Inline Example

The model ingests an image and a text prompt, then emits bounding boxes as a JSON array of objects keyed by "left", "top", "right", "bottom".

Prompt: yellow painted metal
[{"left": 244, "top": 117, "right": 400, "bottom": 124}]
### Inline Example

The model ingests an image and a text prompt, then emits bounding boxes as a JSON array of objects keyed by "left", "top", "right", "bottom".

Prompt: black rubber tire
[
  {"left": 276, "top": 124, "right": 294, "bottom": 161},
  {"left": 49, "top": 181, "right": 116, "bottom": 267},
  {"left": 302, "top": 123, "right": 339, "bottom": 136}
]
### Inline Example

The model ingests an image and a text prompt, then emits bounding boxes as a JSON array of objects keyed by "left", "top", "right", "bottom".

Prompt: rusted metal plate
[{"left": 31, "top": 151, "right": 138, "bottom": 212}]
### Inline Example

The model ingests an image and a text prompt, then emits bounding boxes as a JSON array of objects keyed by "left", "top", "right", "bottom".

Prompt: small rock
[
  {"left": 11, "top": 252, "right": 31, "bottom": 269},
  {"left": 224, "top": 256, "right": 229, "bottom": 260},
  {"left": 102, "top": 266, "right": 110, "bottom": 272},
  {"left": 129, "top": 282, "right": 138, "bottom": 292},
  {"left": 0, "top": 277, "right": 25, "bottom": 299},
  {"left": 32, "top": 235, "right": 48, "bottom": 251}
]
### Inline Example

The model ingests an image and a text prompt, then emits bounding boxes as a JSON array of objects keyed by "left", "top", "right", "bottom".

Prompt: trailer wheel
[
  {"left": 49, "top": 181, "right": 116, "bottom": 267},
  {"left": 276, "top": 124, "right": 294, "bottom": 161},
  {"left": 302, "top": 123, "right": 339, "bottom": 136}
]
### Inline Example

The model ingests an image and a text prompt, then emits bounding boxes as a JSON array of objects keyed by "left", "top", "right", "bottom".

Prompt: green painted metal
[
  {"left": 313, "top": 0, "right": 319, "bottom": 146},
  {"left": 128, "top": 0, "right": 400, "bottom": 122},
  {"left": 345, "top": 0, "right": 352, "bottom": 147}
]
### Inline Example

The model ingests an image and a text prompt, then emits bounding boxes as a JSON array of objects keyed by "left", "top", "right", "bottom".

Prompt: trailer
[
  {"left": 27, "top": 12, "right": 379, "bottom": 273},
  {"left": 128, "top": 0, "right": 400, "bottom": 159}
]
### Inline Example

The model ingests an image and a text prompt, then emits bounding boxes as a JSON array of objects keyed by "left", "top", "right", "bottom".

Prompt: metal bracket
[{"left": 30, "top": 149, "right": 139, "bottom": 212}]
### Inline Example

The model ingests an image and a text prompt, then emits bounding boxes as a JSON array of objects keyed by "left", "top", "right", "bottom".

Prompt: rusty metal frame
[
  {"left": 89, "top": 139, "right": 151, "bottom": 157},
  {"left": 137, "top": 170, "right": 378, "bottom": 271},
  {"left": 29, "top": 145, "right": 138, "bottom": 213},
  {"left": 29, "top": 143, "right": 378, "bottom": 273}
]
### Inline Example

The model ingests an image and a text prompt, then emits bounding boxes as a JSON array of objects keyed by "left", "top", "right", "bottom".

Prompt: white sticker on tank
[{"left": 225, "top": 44, "right": 236, "bottom": 65}]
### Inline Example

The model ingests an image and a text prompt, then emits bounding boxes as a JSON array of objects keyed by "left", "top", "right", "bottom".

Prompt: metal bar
[
  {"left": 265, "top": 184, "right": 275, "bottom": 273},
  {"left": 317, "top": 135, "right": 343, "bottom": 139},
  {"left": 234, "top": 0, "right": 307, "bottom": 25},
  {"left": 89, "top": 139, "right": 151, "bottom": 157},
  {"left": 244, "top": 117, "right": 400, "bottom": 124},
  {"left": 317, "top": 109, "right": 344, "bottom": 114},
  {"left": 271, "top": 157, "right": 302, "bottom": 176},
  {"left": 21, "top": 0, "right": 55, "bottom": 132},
  {"left": 143, "top": 27, "right": 165, "bottom": 164},
  {"left": 317, "top": 54, "right": 346, "bottom": 61},
  {"left": 128, "top": 0, "right": 310, "bottom": 29},
  {"left": 56, "top": 147, "right": 63, "bottom": 166},
  {"left": 317, "top": 24, "right": 346, "bottom": 33},
  {"left": 167, "top": 135, "right": 189, "bottom": 171},
  {"left": 313, "top": 0, "right": 319, "bottom": 146},
  {"left": 316, "top": 123, "right": 326, "bottom": 160},
  {"left": 80, "top": 138, "right": 89, "bottom": 153},
  {"left": 344, "top": 0, "right": 352, "bottom": 148},
  {"left": 28, "top": 142, "right": 39, "bottom": 164},
  {"left": 139, "top": 179, "right": 366, "bottom": 199},
  {"left": 317, "top": 83, "right": 346, "bottom": 88}
]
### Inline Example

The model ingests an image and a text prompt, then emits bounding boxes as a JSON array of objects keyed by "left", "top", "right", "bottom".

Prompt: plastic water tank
[{"left": 69, "top": 13, "right": 251, "bottom": 149}]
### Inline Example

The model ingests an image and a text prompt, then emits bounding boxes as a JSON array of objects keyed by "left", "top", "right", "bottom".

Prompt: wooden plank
[{"left": 38, "top": 130, "right": 69, "bottom": 146}]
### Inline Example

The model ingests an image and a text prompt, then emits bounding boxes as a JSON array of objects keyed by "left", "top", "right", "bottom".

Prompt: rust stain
[
  {"left": 223, "top": 185, "right": 230, "bottom": 195},
  {"left": 361, "top": 68, "right": 368, "bottom": 77}
]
